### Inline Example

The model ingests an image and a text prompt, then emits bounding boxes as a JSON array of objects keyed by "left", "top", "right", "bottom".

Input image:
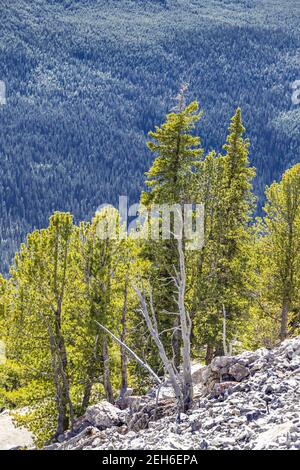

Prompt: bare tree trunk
[
  {"left": 118, "top": 274, "right": 129, "bottom": 402},
  {"left": 81, "top": 380, "right": 93, "bottom": 412},
  {"left": 171, "top": 316, "right": 181, "bottom": 372},
  {"left": 280, "top": 299, "right": 289, "bottom": 341},
  {"left": 132, "top": 236, "right": 193, "bottom": 412},
  {"left": 177, "top": 238, "right": 193, "bottom": 411},
  {"left": 134, "top": 284, "right": 183, "bottom": 404},
  {"left": 102, "top": 335, "right": 114, "bottom": 404}
]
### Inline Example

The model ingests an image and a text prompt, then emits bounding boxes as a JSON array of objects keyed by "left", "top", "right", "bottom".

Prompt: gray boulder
[
  {"left": 85, "top": 401, "right": 125, "bottom": 429},
  {"left": 211, "top": 356, "right": 234, "bottom": 372},
  {"left": 229, "top": 363, "right": 250, "bottom": 382}
]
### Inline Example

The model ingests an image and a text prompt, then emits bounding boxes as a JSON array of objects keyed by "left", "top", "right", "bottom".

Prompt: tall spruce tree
[
  {"left": 142, "top": 86, "right": 203, "bottom": 207},
  {"left": 194, "top": 109, "right": 256, "bottom": 362},
  {"left": 141, "top": 87, "right": 204, "bottom": 370}
]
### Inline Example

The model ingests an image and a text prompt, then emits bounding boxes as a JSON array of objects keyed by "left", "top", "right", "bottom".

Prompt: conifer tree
[
  {"left": 194, "top": 109, "right": 256, "bottom": 361},
  {"left": 261, "top": 164, "right": 300, "bottom": 340},
  {"left": 141, "top": 87, "right": 204, "bottom": 369},
  {"left": 0, "top": 213, "right": 76, "bottom": 443},
  {"left": 142, "top": 85, "right": 203, "bottom": 207},
  {"left": 75, "top": 206, "right": 123, "bottom": 407},
  {"left": 0, "top": 209, "right": 151, "bottom": 444}
]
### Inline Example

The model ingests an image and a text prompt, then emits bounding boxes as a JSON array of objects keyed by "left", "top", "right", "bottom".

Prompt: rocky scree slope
[{"left": 45, "top": 337, "right": 300, "bottom": 451}]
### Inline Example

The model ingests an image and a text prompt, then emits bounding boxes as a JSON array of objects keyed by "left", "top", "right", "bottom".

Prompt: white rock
[
  {"left": 253, "top": 422, "right": 293, "bottom": 450},
  {"left": 85, "top": 401, "right": 124, "bottom": 429},
  {"left": 44, "top": 335, "right": 300, "bottom": 452}
]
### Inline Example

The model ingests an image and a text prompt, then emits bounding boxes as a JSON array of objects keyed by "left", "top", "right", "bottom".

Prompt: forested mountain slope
[{"left": 0, "top": 0, "right": 299, "bottom": 273}]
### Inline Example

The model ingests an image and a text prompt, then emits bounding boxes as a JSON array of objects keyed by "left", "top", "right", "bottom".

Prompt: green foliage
[
  {"left": 255, "top": 164, "right": 300, "bottom": 340},
  {"left": 192, "top": 109, "right": 256, "bottom": 357},
  {"left": 141, "top": 95, "right": 204, "bottom": 369},
  {"left": 0, "top": 98, "right": 299, "bottom": 446},
  {"left": 0, "top": 207, "right": 151, "bottom": 445},
  {"left": 142, "top": 98, "right": 203, "bottom": 206}
]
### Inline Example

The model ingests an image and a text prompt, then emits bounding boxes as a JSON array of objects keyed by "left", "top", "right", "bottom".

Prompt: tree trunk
[
  {"left": 182, "top": 351, "right": 193, "bottom": 411},
  {"left": 205, "top": 344, "right": 214, "bottom": 365},
  {"left": 171, "top": 315, "right": 181, "bottom": 372},
  {"left": 55, "top": 305, "right": 74, "bottom": 431},
  {"left": 58, "top": 337, "right": 73, "bottom": 431},
  {"left": 118, "top": 275, "right": 129, "bottom": 402},
  {"left": 102, "top": 335, "right": 114, "bottom": 404},
  {"left": 81, "top": 380, "right": 93, "bottom": 412},
  {"left": 52, "top": 226, "right": 74, "bottom": 434},
  {"left": 134, "top": 287, "right": 183, "bottom": 404},
  {"left": 81, "top": 334, "right": 100, "bottom": 411},
  {"left": 178, "top": 238, "right": 193, "bottom": 411},
  {"left": 280, "top": 298, "right": 289, "bottom": 341},
  {"left": 181, "top": 323, "right": 193, "bottom": 411},
  {"left": 49, "top": 333, "right": 68, "bottom": 437}
]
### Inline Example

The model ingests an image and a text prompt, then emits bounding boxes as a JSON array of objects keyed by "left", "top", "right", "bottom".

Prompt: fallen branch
[{"left": 95, "top": 321, "right": 162, "bottom": 385}]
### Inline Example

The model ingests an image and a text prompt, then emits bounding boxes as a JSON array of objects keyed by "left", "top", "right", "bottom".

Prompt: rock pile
[
  {"left": 45, "top": 336, "right": 300, "bottom": 451},
  {"left": 0, "top": 410, "right": 33, "bottom": 450}
]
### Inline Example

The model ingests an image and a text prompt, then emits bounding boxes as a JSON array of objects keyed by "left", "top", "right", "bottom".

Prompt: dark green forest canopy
[{"left": 0, "top": 0, "right": 299, "bottom": 273}]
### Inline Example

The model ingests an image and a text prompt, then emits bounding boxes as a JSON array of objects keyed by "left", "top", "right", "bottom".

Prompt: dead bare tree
[
  {"left": 134, "top": 236, "right": 193, "bottom": 412},
  {"left": 96, "top": 238, "right": 193, "bottom": 412},
  {"left": 134, "top": 281, "right": 183, "bottom": 405},
  {"left": 177, "top": 237, "right": 193, "bottom": 410}
]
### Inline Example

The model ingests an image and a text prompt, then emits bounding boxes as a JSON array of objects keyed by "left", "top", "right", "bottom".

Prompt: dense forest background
[{"left": 0, "top": 0, "right": 299, "bottom": 273}]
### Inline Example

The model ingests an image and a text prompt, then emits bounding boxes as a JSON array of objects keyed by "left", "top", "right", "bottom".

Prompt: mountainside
[
  {"left": 0, "top": 0, "right": 300, "bottom": 273},
  {"left": 44, "top": 336, "right": 300, "bottom": 451}
]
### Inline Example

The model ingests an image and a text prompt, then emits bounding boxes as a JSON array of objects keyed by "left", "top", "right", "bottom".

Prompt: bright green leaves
[
  {"left": 260, "top": 164, "right": 300, "bottom": 339},
  {"left": 142, "top": 99, "right": 204, "bottom": 206}
]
